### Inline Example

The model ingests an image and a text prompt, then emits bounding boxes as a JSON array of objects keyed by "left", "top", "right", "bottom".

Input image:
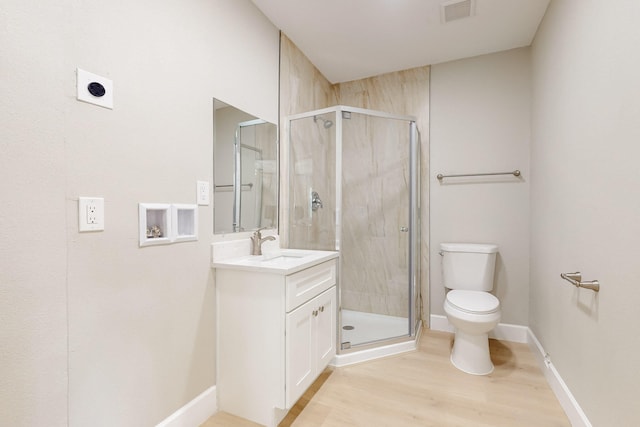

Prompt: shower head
[{"left": 314, "top": 115, "right": 334, "bottom": 129}]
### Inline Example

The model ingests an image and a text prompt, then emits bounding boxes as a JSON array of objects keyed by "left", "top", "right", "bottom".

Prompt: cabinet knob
[
  {"left": 319, "top": 305, "right": 325, "bottom": 312},
  {"left": 312, "top": 310, "right": 318, "bottom": 317}
]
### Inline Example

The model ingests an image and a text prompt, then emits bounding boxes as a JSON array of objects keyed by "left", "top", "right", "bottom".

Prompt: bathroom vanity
[{"left": 213, "top": 249, "right": 338, "bottom": 427}]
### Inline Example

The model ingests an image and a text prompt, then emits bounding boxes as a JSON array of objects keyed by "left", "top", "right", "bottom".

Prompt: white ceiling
[{"left": 251, "top": 0, "right": 550, "bottom": 83}]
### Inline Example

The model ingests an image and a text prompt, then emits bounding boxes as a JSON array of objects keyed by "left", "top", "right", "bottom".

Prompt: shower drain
[{"left": 342, "top": 325, "right": 355, "bottom": 330}]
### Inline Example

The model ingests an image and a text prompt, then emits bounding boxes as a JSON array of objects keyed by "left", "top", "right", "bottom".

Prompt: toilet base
[{"left": 450, "top": 330, "right": 494, "bottom": 375}]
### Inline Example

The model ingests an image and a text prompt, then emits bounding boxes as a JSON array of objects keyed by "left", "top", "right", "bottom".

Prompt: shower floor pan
[{"left": 331, "top": 309, "right": 420, "bottom": 367}]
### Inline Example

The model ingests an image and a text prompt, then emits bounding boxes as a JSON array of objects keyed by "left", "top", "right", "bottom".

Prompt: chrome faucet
[{"left": 250, "top": 227, "right": 276, "bottom": 256}]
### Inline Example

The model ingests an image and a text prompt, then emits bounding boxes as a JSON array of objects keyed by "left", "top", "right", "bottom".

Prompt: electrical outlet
[
  {"left": 79, "top": 197, "right": 104, "bottom": 232},
  {"left": 197, "top": 181, "right": 210, "bottom": 205},
  {"left": 87, "top": 204, "right": 97, "bottom": 224}
]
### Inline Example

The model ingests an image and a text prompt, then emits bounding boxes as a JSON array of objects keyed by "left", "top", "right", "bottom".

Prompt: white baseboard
[
  {"left": 156, "top": 385, "right": 217, "bottom": 427},
  {"left": 153, "top": 323, "right": 591, "bottom": 427},
  {"left": 527, "top": 330, "right": 592, "bottom": 427},
  {"left": 429, "top": 314, "right": 591, "bottom": 426},
  {"left": 429, "top": 314, "right": 528, "bottom": 343}
]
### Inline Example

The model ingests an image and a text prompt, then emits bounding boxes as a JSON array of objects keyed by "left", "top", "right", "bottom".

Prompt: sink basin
[
  {"left": 212, "top": 249, "right": 338, "bottom": 275},
  {"left": 258, "top": 251, "right": 308, "bottom": 261}
]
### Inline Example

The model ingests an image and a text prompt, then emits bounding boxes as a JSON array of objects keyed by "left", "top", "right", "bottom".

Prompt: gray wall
[
  {"left": 430, "top": 48, "right": 531, "bottom": 325},
  {"left": 0, "top": 1, "right": 279, "bottom": 426},
  {"left": 530, "top": 0, "right": 640, "bottom": 425}
]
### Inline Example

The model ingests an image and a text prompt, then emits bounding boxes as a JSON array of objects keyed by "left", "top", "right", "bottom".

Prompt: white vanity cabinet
[
  {"left": 285, "top": 283, "right": 336, "bottom": 406},
  {"left": 214, "top": 251, "right": 338, "bottom": 427}
]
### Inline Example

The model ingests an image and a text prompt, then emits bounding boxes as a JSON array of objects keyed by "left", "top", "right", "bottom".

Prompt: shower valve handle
[{"left": 311, "top": 191, "right": 324, "bottom": 211}]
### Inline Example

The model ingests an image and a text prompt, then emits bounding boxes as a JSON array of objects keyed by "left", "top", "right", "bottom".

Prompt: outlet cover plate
[
  {"left": 79, "top": 197, "right": 104, "bottom": 232},
  {"left": 197, "top": 181, "right": 210, "bottom": 205}
]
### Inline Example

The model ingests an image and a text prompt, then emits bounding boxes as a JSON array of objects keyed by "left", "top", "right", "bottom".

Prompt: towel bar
[
  {"left": 437, "top": 170, "right": 521, "bottom": 181},
  {"left": 214, "top": 183, "right": 253, "bottom": 192}
]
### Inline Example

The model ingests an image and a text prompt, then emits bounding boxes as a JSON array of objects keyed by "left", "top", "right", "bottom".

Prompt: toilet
[{"left": 441, "top": 242, "right": 501, "bottom": 375}]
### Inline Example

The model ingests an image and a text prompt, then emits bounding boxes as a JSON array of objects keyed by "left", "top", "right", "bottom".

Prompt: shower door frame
[
  {"left": 285, "top": 105, "right": 421, "bottom": 354},
  {"left": 233, "top": 118, "right": 268, "bottom": 232}
]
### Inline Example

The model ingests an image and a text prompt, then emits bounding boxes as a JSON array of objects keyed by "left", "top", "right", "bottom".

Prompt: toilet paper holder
[{"left": 560, "top": 272, "right": 600, "bottom": 292}]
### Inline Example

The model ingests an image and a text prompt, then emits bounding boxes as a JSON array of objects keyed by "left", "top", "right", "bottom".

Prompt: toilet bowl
[
  {"left": 440, "top": 243, "right": 501, "bottom": 375},
  {"left": 444, "top": 289, "right": 500, "bottom": 375}
]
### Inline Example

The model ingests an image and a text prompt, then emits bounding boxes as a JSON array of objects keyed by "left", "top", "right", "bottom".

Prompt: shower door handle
[{"left": 400, "top": 226, "right": 409, "bottom": 232}]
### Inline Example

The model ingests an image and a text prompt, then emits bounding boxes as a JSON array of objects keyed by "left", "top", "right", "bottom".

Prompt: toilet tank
[{"left": 440, "top": 243, "right": 498, "bottom": 291}]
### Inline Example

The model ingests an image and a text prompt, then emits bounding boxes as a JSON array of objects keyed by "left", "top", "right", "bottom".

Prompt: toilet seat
[{"left": 446, "top": 290, "right": 500, "bottom": 314}]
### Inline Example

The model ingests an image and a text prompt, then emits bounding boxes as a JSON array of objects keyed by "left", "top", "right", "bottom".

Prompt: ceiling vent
[{"left": 441, "top": 0, "right": 476, "bottom": 23}]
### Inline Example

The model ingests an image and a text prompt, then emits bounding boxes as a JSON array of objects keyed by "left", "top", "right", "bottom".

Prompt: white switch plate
[
  {"left": 79, "top": 197, "right": 104, "bottom": 232},
  {"left": 197, "top": 181, "right": 210, "bottom": 205},
  {"left": 76, "top": 68, "right": 113, "bottom": 109}
]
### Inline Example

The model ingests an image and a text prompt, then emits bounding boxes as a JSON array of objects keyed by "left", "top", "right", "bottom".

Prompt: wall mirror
[{"left": 213, "top": 98, "right": 278, "bottom": 234}]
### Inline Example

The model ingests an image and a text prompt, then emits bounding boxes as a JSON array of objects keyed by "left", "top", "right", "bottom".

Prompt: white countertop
[{"left": 211, "top": 248, "right": 338, "bottom": 275}]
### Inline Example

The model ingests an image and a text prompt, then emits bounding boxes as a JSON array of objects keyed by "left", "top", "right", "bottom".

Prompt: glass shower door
[
  {"left": 339, "top": 112, "right": 412, "bottom": 347},
  {"left": 287, "top": 106, "right": 420, "bottom": 353}
]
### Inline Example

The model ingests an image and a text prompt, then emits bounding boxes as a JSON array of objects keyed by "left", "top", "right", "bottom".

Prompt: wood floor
[{"left": 202, "top": 329, "right": 570, "bottom": 427}]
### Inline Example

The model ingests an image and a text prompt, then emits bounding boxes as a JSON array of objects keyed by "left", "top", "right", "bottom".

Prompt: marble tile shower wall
[
  {"left": 288, "top": 115, "right": 337, "bottom": 251},
  {"left": 280, "top": 34, "right": 430, "bottom": 319},
  {"left": 279, "top": 34, "right": 337, "bottom": 247}
]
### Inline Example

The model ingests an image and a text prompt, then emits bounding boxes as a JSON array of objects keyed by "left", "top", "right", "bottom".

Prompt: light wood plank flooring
[{"left": 202, "top": 329, "right": 570, "bottom": 427}]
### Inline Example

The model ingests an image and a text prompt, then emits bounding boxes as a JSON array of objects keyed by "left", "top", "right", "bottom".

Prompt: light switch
[{"left": 79, "top": 197, "right": 104, "bottom": 232}]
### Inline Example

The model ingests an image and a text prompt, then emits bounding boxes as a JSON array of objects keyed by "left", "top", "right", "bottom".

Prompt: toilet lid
[{"left": 446, "top": 290, "right": 500, "bottom": 314}]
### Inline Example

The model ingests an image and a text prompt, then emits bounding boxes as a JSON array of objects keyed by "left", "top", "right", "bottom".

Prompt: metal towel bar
[
  {"left": 437, "top": 170, "right": 521, "bottom": 181},
  {"left": 214, "top": 183, "right": 253, "bottom": 192},
  {"left": 560, "top": 272, "right": 600, "bottom": 292}
]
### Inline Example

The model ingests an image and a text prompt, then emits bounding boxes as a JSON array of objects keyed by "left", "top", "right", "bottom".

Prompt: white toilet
[{"left": 441, "top": 242, "right": 501, "bottom": 375}]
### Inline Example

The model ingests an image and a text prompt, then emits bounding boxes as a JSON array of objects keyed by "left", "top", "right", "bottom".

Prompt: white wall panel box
[
  {"left": 139, "top": 203, "right": 199, "bottom": 246},
  {"left": 139, "top": 203, "right": 172, "bottom": 247},
  {"left": 172, "top": 204, "right": 198, "bottom": 243}
]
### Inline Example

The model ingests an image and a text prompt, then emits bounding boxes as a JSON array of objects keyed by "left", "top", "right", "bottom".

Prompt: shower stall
[{"left": 285, "top": 105, "right": 421, "bottom": 363}]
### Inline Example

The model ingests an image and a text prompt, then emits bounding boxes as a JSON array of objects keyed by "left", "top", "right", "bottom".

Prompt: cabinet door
[
  {"left": 285, "top": 299, "right": 315, "bottom": 408},
  {"left": 315, "top": 287, "right": 337, "bottom": 373}
]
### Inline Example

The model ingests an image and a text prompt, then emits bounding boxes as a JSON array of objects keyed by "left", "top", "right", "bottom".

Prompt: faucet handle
[{"left": 252, "top": 226, "right": 270, "bottom": 241}]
